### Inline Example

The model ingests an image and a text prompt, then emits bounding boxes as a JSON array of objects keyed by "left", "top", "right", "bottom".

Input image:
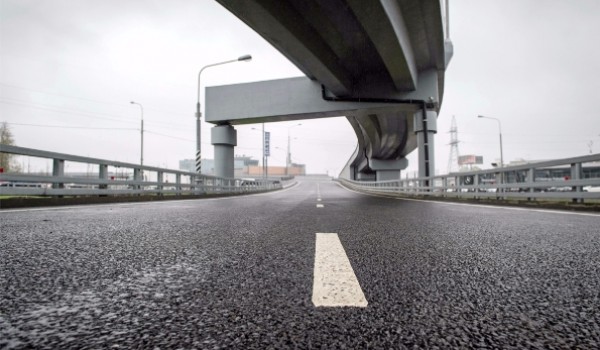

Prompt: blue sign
[{"left": 264, "top": 131, "right": 270, "bottom": 157}]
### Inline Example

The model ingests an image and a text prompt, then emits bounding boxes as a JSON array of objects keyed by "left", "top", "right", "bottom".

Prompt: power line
[
  {"left": 0, "top": 82, "right": 191, "bottom": 118},
  {"left": 5, "top": 122, "right": 137, "bottom": 131},
  {"left": 0, "top": 82, "right": 129, "bottom": 108},
  {"left": 0, "top": 98, "right": 137, "bottom": 124},
  {"left": 144, "top": 130, "right": 194, "bottom": 142},
  {"left": 5, "top": 122, "right": 195, "bottom": 143},
  {"left": 0, "top": 97, "right": 191, "bottom": 130}
]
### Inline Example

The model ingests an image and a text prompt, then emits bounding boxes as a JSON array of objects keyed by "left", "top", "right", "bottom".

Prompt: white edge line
[{"left": 336, "top": 182, "right": 600, "bottom": 218}]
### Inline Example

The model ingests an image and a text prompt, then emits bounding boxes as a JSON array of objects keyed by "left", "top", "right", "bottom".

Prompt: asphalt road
[{"left": 1, "top": 179, "right": 599, "bottom": 349}]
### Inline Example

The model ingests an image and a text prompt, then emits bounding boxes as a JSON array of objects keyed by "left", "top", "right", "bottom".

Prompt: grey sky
[{"left": 1, "top": 0, "right": 599, "bottom": 176}]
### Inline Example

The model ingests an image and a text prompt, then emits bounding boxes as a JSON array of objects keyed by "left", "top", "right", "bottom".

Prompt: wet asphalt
[{"left": 1, "top": 179, "right": 599, "bottom": 349}]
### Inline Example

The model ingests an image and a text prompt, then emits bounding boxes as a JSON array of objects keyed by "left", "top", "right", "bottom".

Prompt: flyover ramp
[
  {"left": 208, "top": 0, "right": 453, "bottom": 180},
  {"left": 2, "top": 180, "right": 599, "bottom": 348}
]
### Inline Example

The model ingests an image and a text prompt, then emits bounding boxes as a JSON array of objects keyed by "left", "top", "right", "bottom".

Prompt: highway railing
[
  {"left": 0, "top": 145, "right": 282, "bottom": 197},
  {"left": 339, "top": 153, "right": 600, "bottom": 203}
]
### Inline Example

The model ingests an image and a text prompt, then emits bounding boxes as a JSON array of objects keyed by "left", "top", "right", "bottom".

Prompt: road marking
[
  {"left": 337, "top": 183, "right": 600, "bottom": 218},
  {"left": 312, "top": 233, "right": 368, "bottom": 307},
  {"left": 316, "top": 204, "right": 324, "bottom": 208},
  {"left": 317, "top": 198, "right": 322, "bottom": 201}
]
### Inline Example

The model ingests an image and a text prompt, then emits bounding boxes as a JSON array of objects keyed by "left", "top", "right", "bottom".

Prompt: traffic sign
[{"left": 264, "top": 131, "right": 270, "bottom": 157}]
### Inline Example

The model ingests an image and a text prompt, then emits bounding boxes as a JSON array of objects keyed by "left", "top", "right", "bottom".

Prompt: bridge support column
[
  {"left": 99, "top": 164, "right": 108, "bottom": 189},
  {"left": 414, "top": 110, "right": 437, "bottom": 186},
  {"left": 157, "top": 171, "right": 164, "bottom": 194},
  {"left": 52, "top": 159, "right": 65, "bottom": 189},
  {"left": 212, "top": 125, "right": 237, "bottom": 179},
  {"left": 370, "top": 158, "right": 408, "bottom": 181},
  {"left": 571, "top": 162, "right": 583, "bottom": 203}
]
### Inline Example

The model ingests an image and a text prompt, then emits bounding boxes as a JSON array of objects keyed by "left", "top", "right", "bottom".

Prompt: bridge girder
[{"left": 211, "top": 0, "right": 452, "bottom": 179}]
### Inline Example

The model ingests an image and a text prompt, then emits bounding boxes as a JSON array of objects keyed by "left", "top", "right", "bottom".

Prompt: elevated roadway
[
  {"left": 206, "top": 0, "right": 453, "bottom": 180},
  {"left": 2, "top": 180, "right": 599, "bottom": 348}
]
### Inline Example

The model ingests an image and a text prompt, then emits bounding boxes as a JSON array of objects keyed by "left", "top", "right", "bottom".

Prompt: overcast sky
[{"left": 1, "top": 0, "right": 599, "bottom": 176}]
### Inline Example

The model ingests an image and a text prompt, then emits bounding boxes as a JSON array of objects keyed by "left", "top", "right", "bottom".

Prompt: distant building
[
  {"left": 458, "top": 154, "right": 483, "bottom": 171},
  {"left": 246, "top": 162, "right": 306, "bottom": 177},
  {"left": 476, "top": 159, "right": 600, "bottom": 184},
  {"left": 178, "top": 159, "right": 195, "bottom": 172},
  {"left": 179, "top": 156, "right": 304, "bottom": 177}
]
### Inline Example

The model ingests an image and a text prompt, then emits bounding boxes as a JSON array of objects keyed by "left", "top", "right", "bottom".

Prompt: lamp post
[
  {"left": 478, "top": 115, "right": 504, "bottom": 192},
  {"left": 252, "top": 124, "right": 268, "bottom": 179},
  {"left": 130, "top": 101, "right": 144, "bottom": 168},
  {"left": 286, "top": 123, "right": 302, "bottom": 175},
  {"left": 477, "top": 115, "right": 504, "bottom": 168},
  {"left": 196, "top": 54, "right": 252, "bottom": 175}
]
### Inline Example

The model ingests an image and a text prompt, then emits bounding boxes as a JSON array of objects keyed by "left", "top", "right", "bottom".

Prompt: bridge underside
[{"left": 208, "top": 0, "right": 452, "bottom": 180}]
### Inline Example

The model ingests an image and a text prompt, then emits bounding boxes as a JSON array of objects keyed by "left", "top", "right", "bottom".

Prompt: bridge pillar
[
  {"left": 212, "top": 125, "right": 237, "bottom": 179},
  {"left": 99, "top": 164, "right": 108, "bottom": 190},
  {"left": 414, "top": 110, "right": 437, "bottom": 184},
  {"left": 52, "top": 159, "right": 65, "bottom": 189},
  {"left": 370, "top": 158, "right": 408, "bottom": 181}
]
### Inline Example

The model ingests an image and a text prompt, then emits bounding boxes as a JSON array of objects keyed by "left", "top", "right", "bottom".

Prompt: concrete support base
[
  {"left": 356, "top": 173, "right": 376, "bottom": 181},
  {"left": 370, "top": 158, "right": 408, "bottom": 181},
  {"left": 212, "top": 125, "right": 237, "bottom": 178},
  {"left": 414, "top": 110, "right": 437, "bottom": 181},
  {"left": 375, "top": 170, "right": 399, "bottom": 181}
]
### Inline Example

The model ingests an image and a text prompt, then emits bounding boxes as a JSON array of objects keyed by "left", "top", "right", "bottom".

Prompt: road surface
[{"left": 1, "top": 179, "right": 599, "bottom": 349}]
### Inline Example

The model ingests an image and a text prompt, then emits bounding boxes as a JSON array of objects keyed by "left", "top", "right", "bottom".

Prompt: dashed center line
[
  {"left": 316, "top": 183, "right": 324, "bottom": 207},
  {"left": 312, "top": 233, "right": 368, "bottom": 308}
]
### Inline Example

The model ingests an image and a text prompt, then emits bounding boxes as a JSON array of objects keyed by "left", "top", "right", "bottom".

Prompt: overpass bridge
[
  {"left": 206, "top": 0, "right": 453, "bottom": 181},
  {"left": 3, "top": 2, "right": 600, "bottom": 347}
]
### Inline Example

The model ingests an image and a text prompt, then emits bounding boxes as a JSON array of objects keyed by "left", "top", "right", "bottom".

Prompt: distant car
[{"left": 583, "top": 186, "right": 600, "bottom": 192}]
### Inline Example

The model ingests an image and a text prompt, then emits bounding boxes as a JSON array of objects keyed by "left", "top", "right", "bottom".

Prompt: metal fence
[
  {"left": 339, "top": 153, "right": 600, "bottom": 203},
  {"left": 0, "top": 145, "right": 282, "bottom": 197}
]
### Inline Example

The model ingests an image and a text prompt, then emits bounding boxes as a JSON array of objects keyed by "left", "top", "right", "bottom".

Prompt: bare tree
[{"left": 0, "top": 122, "right": 20, "bottom": 172}]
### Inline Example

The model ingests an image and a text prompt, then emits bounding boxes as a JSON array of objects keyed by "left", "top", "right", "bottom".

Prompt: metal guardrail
[
  {"left": 339, "top": 153, "right": 600, "bottom": 203},
  {"left": 0, "top": 145, "right": 282, "bottom": 197}
]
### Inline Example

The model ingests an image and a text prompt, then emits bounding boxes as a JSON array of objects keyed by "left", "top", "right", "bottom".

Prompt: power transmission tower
[{"left": 447, "top": 116, "right": 460, "bottom": 173}]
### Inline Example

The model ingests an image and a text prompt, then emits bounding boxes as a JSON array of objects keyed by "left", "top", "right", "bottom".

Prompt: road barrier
[
  {"left": 339, "top": 153, "right": 600, "bottom": 203},
  {"left": 0, "top": 145, "right": 282, "bottom": 197}
]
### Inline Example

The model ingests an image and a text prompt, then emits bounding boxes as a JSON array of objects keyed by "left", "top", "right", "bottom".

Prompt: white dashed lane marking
[
  {"left": 316, "top": 182, "right": 324, "bottom": 207},
  {"left": 312, "top": 233, "right": 368, "bottom": 307}
]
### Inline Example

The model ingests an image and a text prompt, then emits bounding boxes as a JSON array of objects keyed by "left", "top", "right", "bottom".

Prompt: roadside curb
[{"left": 0, "top": 189, "right": 280, "bottom": 210}]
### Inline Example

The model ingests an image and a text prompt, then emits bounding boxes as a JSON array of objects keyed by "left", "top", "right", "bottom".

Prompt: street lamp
[
  {"left": 477, "top": 115, "right": 504, "bottom": 168},
  {"left": 195, "top": 54, "right": 252, "bottom": 175},
  {"left": 251, "top": 124, "right": 267, "bottom": 179},
  {"left": 130, "top": 101, "right": 144, "bottom": 168},
  {"left": 287, "top": 123, "right": 302, "bottom": 175},
  {"left": 478, "top": 115, "right": 504, "bottom": 192}
]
